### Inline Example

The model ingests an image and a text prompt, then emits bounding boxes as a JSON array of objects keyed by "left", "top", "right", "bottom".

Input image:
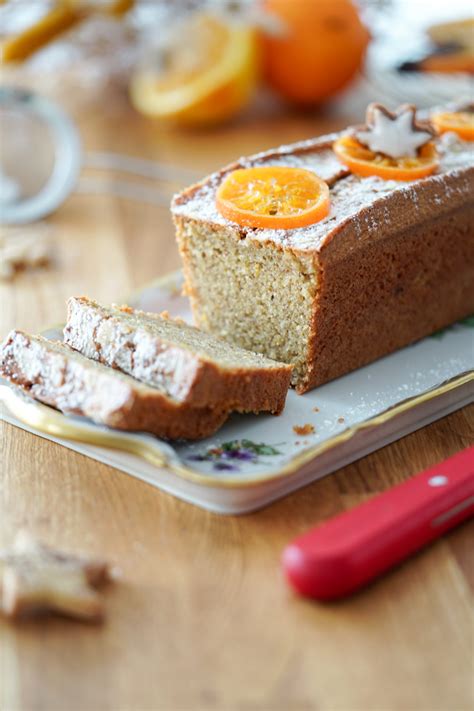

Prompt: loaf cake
[
  {"left": 172, "top": 105, "right": 474, "bottom": 392},
  {"left": 0, "top": 331, "right": 228, "bottom": 440},
  {"left": 64, "top": 296, "right": 292, "bottom": 414}
]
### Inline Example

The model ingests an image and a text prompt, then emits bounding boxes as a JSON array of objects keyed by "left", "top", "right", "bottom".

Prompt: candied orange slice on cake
[
  {"left": 215, "top": 166, "right": 330, "bottom": 229},
  {"left": 334, "top": 103, "right": 439, "bottom": 181},
  {"left": 431, "top": 110, "right": 474, "bottom": 141},
  {"left": 333, "top": 135, "right": 439, "bottom": 181}
]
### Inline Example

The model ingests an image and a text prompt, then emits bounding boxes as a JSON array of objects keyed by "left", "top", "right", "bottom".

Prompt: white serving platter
[{"left": 1, "top": 271, "right": 473, "bottom": 514}]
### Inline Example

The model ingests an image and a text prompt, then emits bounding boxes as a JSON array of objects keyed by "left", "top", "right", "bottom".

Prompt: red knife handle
[{"left": 282, "top": 446, "right": 474, "bottom": 600}]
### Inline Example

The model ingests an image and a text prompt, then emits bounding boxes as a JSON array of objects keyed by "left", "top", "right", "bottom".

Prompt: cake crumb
[
  {"left": 313, "top": 406, "right": 320, "bottom": 412},
  {"left": 159, "top": 310, "right": 186, "bottom": 325},
  {"left": 338, "top": 416, "right": 345, "bottom": 423},
  {"left": 293, "top": 424, "right": 315, "bottom": 436}
]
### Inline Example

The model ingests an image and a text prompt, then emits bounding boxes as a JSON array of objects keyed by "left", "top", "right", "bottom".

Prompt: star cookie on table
[
  {"left": 354, "top": 103, "right": 435, "bottom": 159},
  {"left": 0, "top": 532, "right": 114, "bottom": 622},
  {"left": 0, "top": 224, "right": 52, "bottom": 281}
]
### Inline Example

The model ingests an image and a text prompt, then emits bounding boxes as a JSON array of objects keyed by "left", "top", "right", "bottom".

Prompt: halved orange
[
  {"left": 431, "top": 110, "right": 474, "bottom": 141},
  {"left": 333, "top": 135, "right": 439, "bottom": 181},
  {"left": 215, "top": 166, "right": 330, "bottom": 229},
  {"left": 129, "top": 13, "right": 258, "bottom": 126}
]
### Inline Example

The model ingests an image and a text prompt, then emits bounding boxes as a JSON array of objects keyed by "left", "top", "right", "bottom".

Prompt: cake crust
[{"left": 305, "top": 203, "right": 473, "bottom": 391}]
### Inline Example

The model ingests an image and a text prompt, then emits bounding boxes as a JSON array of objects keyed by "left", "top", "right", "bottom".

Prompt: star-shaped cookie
[
  {"left": 355, "top": 103, "right": 435, "bottom": 159},
  {"left": 0, "top": 532, "right": 113, "bottom": 622}
]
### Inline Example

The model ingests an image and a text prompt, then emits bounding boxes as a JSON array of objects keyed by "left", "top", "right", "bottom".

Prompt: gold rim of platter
[{"left": 1, "top": 373, "right": 472, "bottom": 489}]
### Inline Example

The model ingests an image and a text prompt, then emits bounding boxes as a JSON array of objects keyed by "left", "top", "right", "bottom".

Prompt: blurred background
[{"left": 0, "top": 0, "right": 472, "bottom": 305}]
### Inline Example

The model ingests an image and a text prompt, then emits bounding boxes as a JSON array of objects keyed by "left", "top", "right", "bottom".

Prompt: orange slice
[
  {"left": 1, "top": 4, "right": 84, "bottom": 63},
  {"left": 333, "top": 135, "right": 439, "bottom": 181},
  {"left": 431, "top": 110, "right": 474, "bottom": 141},
  {"left": 1, "top": 0, "right": 134, "bottom": 64},
  {"left": 129, "top": 13, "right": 258, "bottom": 126},
  {"left": 420, "top": 53, "right": 474, "bottom": 74},
  {"left": 215, "top": 167, "right": 330, "bottom": 229}
]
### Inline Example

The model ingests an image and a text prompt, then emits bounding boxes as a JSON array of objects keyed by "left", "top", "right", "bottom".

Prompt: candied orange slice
[
  {"left": 333, "top": 135, "right": 439, "bottom": 181},
  {"left": 215, "top": 167, "right": 330, "bottom": 229},
  {"left": 431, "top": 110, "right": 474, "bottom": 141}
]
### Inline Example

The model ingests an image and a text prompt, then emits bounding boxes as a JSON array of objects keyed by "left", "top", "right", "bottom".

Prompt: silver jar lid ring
[{"left": 0, "top": 87, "right": 82, "bottom": 225}]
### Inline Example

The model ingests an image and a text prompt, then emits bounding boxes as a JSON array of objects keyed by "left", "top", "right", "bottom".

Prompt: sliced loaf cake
[
  {"left": 0, "top": 330, "right": 227, "bottom": 440},
  {"left": 64, "top": 297, "right": 292, "bottom": 414},
  {"left": 172, "top": 129, "right": 474, "bottom": 392}
]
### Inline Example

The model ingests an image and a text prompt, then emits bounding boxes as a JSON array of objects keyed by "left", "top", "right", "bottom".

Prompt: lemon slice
[{"left": 129, "top": 13, "right": 258, "bottom": 125}]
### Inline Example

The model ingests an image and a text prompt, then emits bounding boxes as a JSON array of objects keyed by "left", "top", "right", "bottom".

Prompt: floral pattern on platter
[{"left": 187, "top": 439, "right": 282, "bottom": 472}]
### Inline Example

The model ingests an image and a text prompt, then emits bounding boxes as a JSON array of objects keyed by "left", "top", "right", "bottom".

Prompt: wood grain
[{"left": 1, "top": 100, "right": 473, "bottom": 711}]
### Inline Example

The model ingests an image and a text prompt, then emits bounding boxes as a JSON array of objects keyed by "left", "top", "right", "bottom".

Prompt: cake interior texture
[
  {"left": 83, "top": 301, "right": 288, "bottom": 370},
  {"left": 178, "top": 222, "right": 317, "bottom": 386},
  {"left": 64, "top": 297, "right": 292, "bottom": 413}
]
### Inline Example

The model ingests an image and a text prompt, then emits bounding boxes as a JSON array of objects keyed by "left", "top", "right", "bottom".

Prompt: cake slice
[
  {"left": 63, "top": 297, "right": 292, "bottom": 414},
  {"left": 0, "top": 330, "right": 227, "bottom": 440}
]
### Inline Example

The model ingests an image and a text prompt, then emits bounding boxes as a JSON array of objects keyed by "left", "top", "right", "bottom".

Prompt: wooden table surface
[{"left": 1, "top": 98, "right": 473, "bottom": 711}]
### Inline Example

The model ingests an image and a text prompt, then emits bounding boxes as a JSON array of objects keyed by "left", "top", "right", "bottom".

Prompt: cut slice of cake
[
  {"left": 0, "top": 330, "right": 227, "bottom": 440},
  {"left": 63, "top": 297, "right": 292, "bottom": 414},
  {"left": 172, "top": 111, "right": 474, "bottom": 393}
]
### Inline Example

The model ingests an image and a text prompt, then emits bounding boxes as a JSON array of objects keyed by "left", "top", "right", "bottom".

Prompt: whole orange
[{"left": 262, "top": 0, "right": 370, "bottom": 105}]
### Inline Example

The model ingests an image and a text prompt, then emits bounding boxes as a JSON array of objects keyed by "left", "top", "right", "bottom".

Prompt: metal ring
[{"left": 0, "top": 86, "right": 82, "bottom": 224}]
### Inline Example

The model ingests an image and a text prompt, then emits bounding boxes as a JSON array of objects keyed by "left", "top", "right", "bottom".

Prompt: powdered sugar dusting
[
  {"left": 249, "top": 175, "right": 402, "bottom": 248},
  {"left": 241, "top": 133, "right": 340, "bottom": 162},
  {"left": 172, "top": 133, "right": 473, "bottom": 252},
  {"left": 438, "top": 132, "right": 474, "bottom": 170},
  {"left": 241, "top": 144, "right": 347, "bottom": 184}
]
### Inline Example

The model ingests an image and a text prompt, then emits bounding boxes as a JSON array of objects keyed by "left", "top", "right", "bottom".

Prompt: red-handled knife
[{"left": 282, "top": 446, "right": 474, "bottom": 600}]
